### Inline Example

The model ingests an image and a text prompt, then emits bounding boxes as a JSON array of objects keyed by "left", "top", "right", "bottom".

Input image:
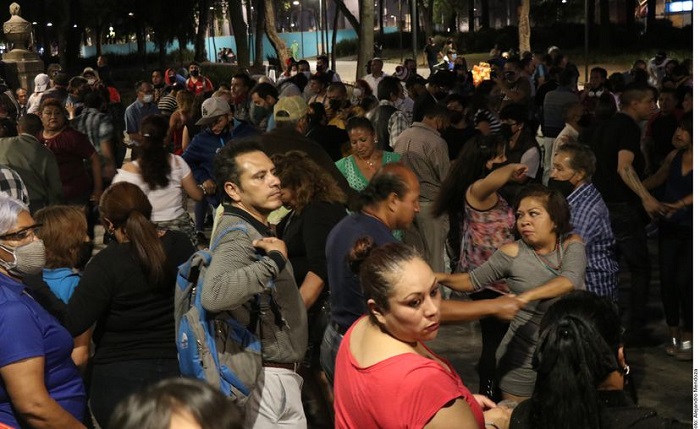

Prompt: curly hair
[{"left": 271, "top": 151, "right": 346, "bottom": 211}]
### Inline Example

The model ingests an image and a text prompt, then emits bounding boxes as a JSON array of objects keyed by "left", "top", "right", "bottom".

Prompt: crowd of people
[{"left": 0, "top": 45, "right": 692, "bottom": 429}]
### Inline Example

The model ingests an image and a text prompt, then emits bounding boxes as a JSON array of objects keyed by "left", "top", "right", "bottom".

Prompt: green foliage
[{"left": 335, "top": 38, "right": 359, "bottom": 57}]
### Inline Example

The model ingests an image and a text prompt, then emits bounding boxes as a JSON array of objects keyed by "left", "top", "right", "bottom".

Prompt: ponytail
[{"left": 124, "top": 210, "right": 167, "bottom": 287}]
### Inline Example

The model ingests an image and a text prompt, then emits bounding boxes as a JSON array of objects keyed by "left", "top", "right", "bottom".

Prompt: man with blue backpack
[{"left": 197, "top": 138, "right": 308, "bottom": 427}]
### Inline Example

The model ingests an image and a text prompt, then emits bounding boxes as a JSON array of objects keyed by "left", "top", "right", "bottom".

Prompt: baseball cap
[
  {"left": 274, "top": 96, "right": 307, "bottom": 122},
  {"left": 34, "top": 73, "right": 50, "bottom": 92},
  {"left": 195, "top": 96, "right": 231, "bottom": 126}
]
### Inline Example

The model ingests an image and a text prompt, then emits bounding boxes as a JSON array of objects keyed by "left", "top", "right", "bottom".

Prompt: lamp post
[{"left": 294, "top": 0, "right": 304, "bottom": 59}]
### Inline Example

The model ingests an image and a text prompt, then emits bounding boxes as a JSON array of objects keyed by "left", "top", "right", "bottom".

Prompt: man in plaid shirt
[
  {"left": 0, "top": 165, "right": 28, "bottom": 205},
  {"left": 550, "top": 142, "right": 619, "bottom": 300}
]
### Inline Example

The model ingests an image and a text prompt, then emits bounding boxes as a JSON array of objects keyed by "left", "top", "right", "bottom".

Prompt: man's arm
[
  {"left": 201, "top": 228, "right": 287, "bottom": 312},
  {"left": 618, "top": 149, "right": 664, "bottom": 217}
]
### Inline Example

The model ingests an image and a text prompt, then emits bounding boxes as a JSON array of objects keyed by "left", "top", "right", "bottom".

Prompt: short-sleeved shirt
[
  {"left": 326, "top": 213, "right": 396, "bottom": 330},
  {"left": 591, "top": 112, "right": 646, "bottom": 204},
  {"left": 112, "top": 154, "right": 192, "bottom": 222},
  {"left": 0, "top": 274, "right": 86, "bottom": 427},
  {"left": 335, "top": 151, "right": 401, "bottom": 192},
  {"left": 334, "top": 316, "right": 485, "bottom": 429},
  {"left": 41, "top": 127, "right": 96, "bottom": 201}
]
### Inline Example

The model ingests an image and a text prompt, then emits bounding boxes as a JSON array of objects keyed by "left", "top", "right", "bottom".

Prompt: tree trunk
[
  {"left": 599, "top": 0, "right": 610, "bottom": 51},
  {"left": 518, "top": 0, "right": 530, "bottom": 54},
  {"left": 254, "top": 0, "right": 265, "bottom": 68},
  {"left": 194, "top": 0, "right": 211, "bottom": 62},
  {"left": 263, "top": 0, "right": 289, "bottom": 68},
  {"left": 329, "top": 0, "right": 360, "bottom": 35},
  {"left": 417, "top": 0, "right": 433, "bottom": 38},
  {"left": 358, "top": 0, "right": 374, "bottom": 80},
  {"left": 332, "top": 2, "right": 340, "bottom": 70},
  {"left": 481, "top": 0, "right": 490, "bottom": 29},
  {"left": 468, "top": 0, "right": 475, "bottom": 31},
  {"left": 378, "top": 0, "right": 385, "bottom": 40},
  {"left": 177, "top": 34, "right": 188, "bottom": 67},
  {"left": 625, "top": 0, "right": 636, "bottom": 32},
  {"left": 646, "top": 0, "right": 656, "bottom": 33},
  {"left": 229, "top": 0, "right": 250, "bottom": 67}
]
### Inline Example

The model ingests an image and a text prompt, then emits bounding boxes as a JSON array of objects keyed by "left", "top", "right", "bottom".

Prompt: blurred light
[
  {"left": 128, "top": 12, "right": 134, "bottom": 16},
  {"left": 293, "top": 0, "right": 299, "bottom": 4},
  {"left": 31, "top": 21, "right": 37, "bottom": 25},
  {"left": 73, "top": 24, "right": 78, "bottom": 28},
  {"left": 46, "top": 22, "right": 53, "bottom": 27}
]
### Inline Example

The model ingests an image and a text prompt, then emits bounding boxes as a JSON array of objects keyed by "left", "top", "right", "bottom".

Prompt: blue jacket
[{"left": 182, "top": 120, "right": 258, "bottom": 205}]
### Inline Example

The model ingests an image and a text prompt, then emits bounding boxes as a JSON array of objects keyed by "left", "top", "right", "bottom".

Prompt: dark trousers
[
  {"left": 658, "top": 223, "right": 693, "bottom": 330},
  {"left": 470, "top": 289, "right": 510, "bottom": 401},
  {"left": 607, "top": 202, "right": 651, "bottom": 330},
  {"left": 89, "top": 358, "right": 180, "bottom": 428}
]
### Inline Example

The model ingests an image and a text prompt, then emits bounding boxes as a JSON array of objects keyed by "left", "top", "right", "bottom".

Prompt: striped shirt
[
  {"left": 567, "top": 182, "right": 619, "bottom": 300},
  {"left": 72, "top": 107, "right": 114, "bottom": 155}
]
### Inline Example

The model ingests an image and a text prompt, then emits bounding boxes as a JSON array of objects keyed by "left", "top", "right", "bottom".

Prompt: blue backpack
[{"left": 174, "top": 224, "right": 263, "bottom": 406}]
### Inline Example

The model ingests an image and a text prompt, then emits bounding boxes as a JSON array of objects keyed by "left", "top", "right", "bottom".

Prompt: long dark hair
[
  {"left": 529, "top": 291, "right": 622, "bottom": 429},
  {"left": 432, "top": 134, "right": 506, "bottom": 261},
  {"left": 100, "top": 182, "right": 167, "bottom": 286},
  {"left": 138, "top": 115, "right": 171, "bottom": 190}
]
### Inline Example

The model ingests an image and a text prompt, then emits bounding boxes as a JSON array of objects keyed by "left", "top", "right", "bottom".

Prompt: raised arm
[{"left": 469, "top": 163, "right": 527, "bottom": 207}]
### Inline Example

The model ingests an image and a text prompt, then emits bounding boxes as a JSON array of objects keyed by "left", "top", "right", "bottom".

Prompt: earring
[{"left": 621, "top": 364, "right": 630, "bottom": 376}]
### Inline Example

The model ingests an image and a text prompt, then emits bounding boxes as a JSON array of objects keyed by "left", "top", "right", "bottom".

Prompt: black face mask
[
  {"left": 75, "top": 241, "right": 94, "bottom": 270},
  {"left": 548, "top": 177, "right": 576, "bottom": 198},
  {"left": 449, "top": 111, "right": 463, "bottom": 124},
  {"left": 190, "top": 69, "right": 200, "bottom": 77},
  {"left": 500, "top": 124, "right": 515, "bottom": 140},
  {"left": 328, "top": 99, "right": 342, "bottom": 111},
  {"left": 434, "top": 90, "right": 448, "bottom": 101}
]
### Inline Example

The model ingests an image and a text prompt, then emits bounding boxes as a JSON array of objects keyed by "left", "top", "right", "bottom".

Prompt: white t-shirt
[{"left": 112, "top": 154, "right": 192, "bottom": 222}]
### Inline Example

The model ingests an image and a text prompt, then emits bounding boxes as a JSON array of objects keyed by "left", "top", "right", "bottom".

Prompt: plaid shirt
[
  {"left": 0, "top": 164, "right": 29, "bottom": 205},
  {"left": 567, "top": 182, "right": 619, "bottom": 300},
  {"left": 72, "top": 107, "right": 114, "bottom": 155},
  {"left": 377, "top": 100, "right": 409, "bottom": 149}
]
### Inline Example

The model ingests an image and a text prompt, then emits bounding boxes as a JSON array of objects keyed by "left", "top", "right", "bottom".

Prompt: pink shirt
[{"left": 334, "top": 316, "right": 485, "bottom": 429}]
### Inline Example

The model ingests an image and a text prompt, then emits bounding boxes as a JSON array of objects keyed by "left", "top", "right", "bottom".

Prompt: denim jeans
[
  {"left": 89, "top": 358, "right": 180, "bottom": 428},
  {"left": 319, "top": 324, "right": 343, "bottom": 386}
]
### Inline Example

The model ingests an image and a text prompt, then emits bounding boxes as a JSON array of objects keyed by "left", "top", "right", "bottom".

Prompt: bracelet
[
  {"left": 485, "top": 423, "right": 500, "bottom": 429},
  {"left": 199, "top": 184, "right": 207, "bottom": 194}
]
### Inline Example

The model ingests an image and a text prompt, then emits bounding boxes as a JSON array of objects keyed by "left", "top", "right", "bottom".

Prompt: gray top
[
  {"left": 470, "top": 239, "right": 587, "bottom": 397},
  {"left": 201, "top": 212, "right": 308, "bottom": 364}
]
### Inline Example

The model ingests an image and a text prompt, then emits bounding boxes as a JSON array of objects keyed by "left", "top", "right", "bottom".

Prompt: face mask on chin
[{"left": 0, "top": 240, "right": 46, "bottom": 277}]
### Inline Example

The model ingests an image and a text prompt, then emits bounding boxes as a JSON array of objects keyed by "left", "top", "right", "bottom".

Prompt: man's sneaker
[{"left": 676, "top": 340, "right": 692, "bottom": 361}]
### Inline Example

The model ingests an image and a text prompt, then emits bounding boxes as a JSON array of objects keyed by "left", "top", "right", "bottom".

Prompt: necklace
[
  {"left": 528, "top": 237, "right": 563, "bottom": 276},
  {"left": 357, "top": 152, "right": 380, "bottom": 169}
]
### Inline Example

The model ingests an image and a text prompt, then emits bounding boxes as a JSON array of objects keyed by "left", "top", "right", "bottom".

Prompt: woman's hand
[
  {"left": 473, "top": 394, "right": 497, "bottom": 410},
  {"left": 483, "top": 406, "right": 513, "bottom": 429}
]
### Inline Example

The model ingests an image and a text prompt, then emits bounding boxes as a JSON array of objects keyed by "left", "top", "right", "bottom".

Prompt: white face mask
[
  {"left": 87, "top": 79, "right": 96, "bottom": 86},
  {"left": 142, "top": 94, "right": 154, "bottom": 104}
]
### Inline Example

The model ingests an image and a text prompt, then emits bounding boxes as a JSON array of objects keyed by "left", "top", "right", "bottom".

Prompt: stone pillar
[{"left": 2, "top": 2, "right": 43, "bottom": 91}]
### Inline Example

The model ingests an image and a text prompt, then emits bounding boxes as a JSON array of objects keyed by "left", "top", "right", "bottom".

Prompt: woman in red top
[{"left": 333, "top": 238, "right": 511, "bottom": 429}]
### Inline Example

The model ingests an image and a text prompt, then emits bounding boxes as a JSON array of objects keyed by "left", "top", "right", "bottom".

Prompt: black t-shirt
[
  {"left": 424, "top": 44, "right": 440, "bottom": 64},
  {"left": 443, "top": 126, "right": 479, "bottom": 160},
  {"left": 648, "top": 113, "right": 679, "bottom": 170},
  {"left": 590, "top": 112, "right": 646, "bottom": 203}
]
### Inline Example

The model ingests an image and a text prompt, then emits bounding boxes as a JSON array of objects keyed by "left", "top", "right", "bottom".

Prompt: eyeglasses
[{"left": 0, "top": 223, "right": 42, "bottom": 241}]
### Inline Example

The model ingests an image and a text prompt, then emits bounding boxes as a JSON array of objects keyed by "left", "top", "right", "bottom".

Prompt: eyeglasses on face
[{"left": 0, "top": 223, "right": 42, "bottom": 241}]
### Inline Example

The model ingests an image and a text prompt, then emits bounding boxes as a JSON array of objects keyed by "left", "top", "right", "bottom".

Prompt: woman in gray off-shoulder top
[{"left": 438, "top": 184, "right": 587, "bottom": 403}]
